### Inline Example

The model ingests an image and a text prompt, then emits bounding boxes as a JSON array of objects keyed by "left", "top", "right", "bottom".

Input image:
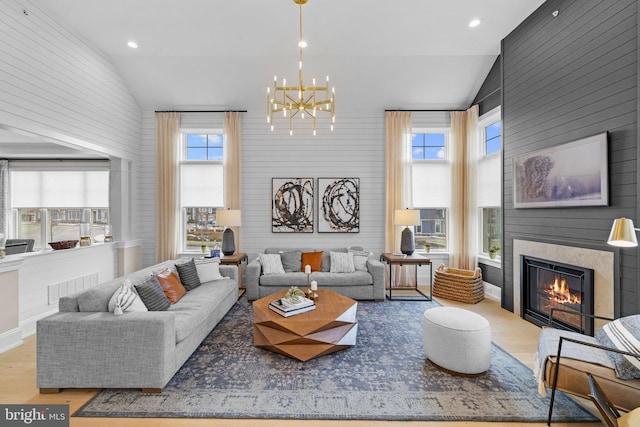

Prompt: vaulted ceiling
[{"left": 4, "top": 1, "right": 546, "bottom": 157}]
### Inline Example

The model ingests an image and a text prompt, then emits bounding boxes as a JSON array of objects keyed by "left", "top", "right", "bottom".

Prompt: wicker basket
[
  {"left": 433, "top": 263, "right": 484, "bottom": 304},
  {"left": 49, "top": 240, "right": 78, "bottom": 250}
]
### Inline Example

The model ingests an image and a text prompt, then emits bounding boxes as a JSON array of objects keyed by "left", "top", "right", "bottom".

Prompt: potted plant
[
  {"left": 489, "top": 246, "right": 500, "bottom": 259},
  {"left": 424, "top": 243, "right": 431, "bottom": 253}
]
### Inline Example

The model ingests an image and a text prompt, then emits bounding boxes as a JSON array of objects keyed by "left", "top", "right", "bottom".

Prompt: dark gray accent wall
[
  {"left": 479, "top": 263, "right": 502, "bottom": 288},
  {"left": 501, "top": 0, "right": 638, "bottom": 315}
]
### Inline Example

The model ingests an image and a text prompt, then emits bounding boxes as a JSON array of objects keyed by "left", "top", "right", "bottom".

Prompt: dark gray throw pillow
[
  {"left": 280, "top": 250, "right": 302, "bottom": 272},
  {"left": 134, "top": 276, "right": 171, "bottom": 311},
  {"left": 175, "top": 258, "right": 202, "bottom": 291}
]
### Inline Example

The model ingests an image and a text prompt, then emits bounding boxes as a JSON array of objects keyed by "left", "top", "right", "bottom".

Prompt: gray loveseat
[
  {"left": 36, "top": 259, "right": 238, "bottom": 393},
  {"left": 245, "top": 247, "right": 385, "bottom": 301}
]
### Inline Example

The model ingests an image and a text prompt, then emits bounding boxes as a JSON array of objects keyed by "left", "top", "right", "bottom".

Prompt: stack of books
[{"left": 269, "top": 297, "right": 316, "bottom": 317}]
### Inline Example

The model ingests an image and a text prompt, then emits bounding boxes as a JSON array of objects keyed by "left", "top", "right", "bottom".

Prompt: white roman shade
[
  {"left": 412, "top": 162, "right": 451, "bottom": 207},
  {"left": 11, "top": 170, "right": 109, "bottom": 208},
  {"left": 180, "top": 163, "right": 223, "bottom": 207},
  {"left": 477, "top": 154, "right": 501, "bottom": 207}
]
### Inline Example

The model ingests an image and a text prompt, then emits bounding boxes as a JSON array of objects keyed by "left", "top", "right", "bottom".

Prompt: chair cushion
[{"left": 619, "top": 407, "right": 640, "bottom": 427}]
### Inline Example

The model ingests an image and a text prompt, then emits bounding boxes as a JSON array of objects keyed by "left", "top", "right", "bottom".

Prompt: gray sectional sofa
[
  {"left": 36, "top": 259, "right": 238, "bottom": 393},
  {"left": 245, "top": 247, "right": 385, "bottom": 301}
]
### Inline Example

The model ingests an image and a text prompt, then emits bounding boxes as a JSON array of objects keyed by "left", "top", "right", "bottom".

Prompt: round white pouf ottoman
[{"left": 422, "top": 306, "right": 491, "bottom": 375}]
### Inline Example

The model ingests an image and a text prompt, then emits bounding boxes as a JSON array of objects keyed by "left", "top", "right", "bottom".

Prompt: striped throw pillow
[
  {"left": 330, "top": 251, "right": 355, "bottom": 273},
  {"left": 595, "top": 315, "right": 640, "bottom": 379},
  {"left": 134, "top": 276, "right": 171, "bottom": 311},
  {"left": 258, "top": 254, "right": 285, "bottom": 275},
  {"left": 176, "top": 258, "right": 202, "bottom": 291}
]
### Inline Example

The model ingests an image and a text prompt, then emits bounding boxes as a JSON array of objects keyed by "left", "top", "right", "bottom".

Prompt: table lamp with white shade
[
  {"left": 394, "top": 208, "right": 421, "bottom": 255},
  {"left": 216, "top": 209, "right": 242, "bottom": 256}
]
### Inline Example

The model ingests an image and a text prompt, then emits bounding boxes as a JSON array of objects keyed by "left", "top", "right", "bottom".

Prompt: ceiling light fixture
[
  {"left": 266, "top": 0, "right": 335, "bottom": 136},
  {"left": 127, "top": 41, "right": 138, "bottom": 49},
  {"left": 468, "top": 18, "right": 482, "bottom": 28}
]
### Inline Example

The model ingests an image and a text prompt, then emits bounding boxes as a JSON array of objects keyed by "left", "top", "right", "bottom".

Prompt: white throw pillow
[
  {"left": 258, "top": 254, "right": 286, "bottom": 275},
  {"left": 194, "top": 258, "right": 224, "bottom": 282},
  {"left": 349, "top": 250, "right": 371, "bottom": 272},
  {"left": 108, "top": 280, "right": 148, "bottom": 315},
  {"left": 330, "top": 251, "right": 356, "bottom": 273}
]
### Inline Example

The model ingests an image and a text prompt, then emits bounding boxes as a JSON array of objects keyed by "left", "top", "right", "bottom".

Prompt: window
[
  {"left": 481, "top": 207, "right": 501, "bottom": 255},
  {"left": 485, "top": 121, "right": 501, "bottom": 155},
  {"left": 181, "top": 131, "right": 224, "bottom": 252},
  {"left": 185, "top": 133, "right": 223, "bottom": 160},
  {"left": 412, "top": 133, "right": 446, "bottom": 160},
  {"left": 477, "top": 108, "right": 502, "bottom": 259},
  {"left": 16, "top": 208, "right": 111, "bottom": 249},
  {"left": 414, "top": 208, "right": 448, "bottom": 251},
  {"left": 10, "top": 163, "right": 110, "bottom": 249}
]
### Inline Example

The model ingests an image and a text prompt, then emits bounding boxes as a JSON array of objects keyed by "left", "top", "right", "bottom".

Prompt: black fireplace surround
[{"left": 521, "top": 255, "right": 595, "bottom": 336}]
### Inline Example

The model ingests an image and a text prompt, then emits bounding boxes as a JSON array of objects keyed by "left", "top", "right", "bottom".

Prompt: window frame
[
  {"left": 411, "top": 129, "right": 450, "bottom": 162},
  {"left": 476, "top": 107, "right": 502, "bottom": 265},
  {"left": 179, "top": 129, "right": 225, "bottom": 253}
]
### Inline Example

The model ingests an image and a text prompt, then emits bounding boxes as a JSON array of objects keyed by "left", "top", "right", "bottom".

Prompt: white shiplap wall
[
  {"left": 139, "top": 110, "right": 453, "bottom": 267},
  {"left": 0, "top": 0, "right": 142, "bottom": 161}
]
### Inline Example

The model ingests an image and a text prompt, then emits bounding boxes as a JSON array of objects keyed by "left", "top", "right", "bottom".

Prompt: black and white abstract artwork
[
  {"left": 318, "top": 178, "right": 360, "bottom": 233},
  {"left": 272, "top": 178, "right": 314, "bottom": 232}
]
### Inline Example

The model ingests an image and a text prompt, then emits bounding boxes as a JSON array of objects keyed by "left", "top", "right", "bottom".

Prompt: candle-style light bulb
[
  {"left": 290, "top": 129, "right": 293, "bottom": 136},
  {"left": 270, "top": 125, "right": 274, "bottom": 132},
  {"left": 313, "top": 129, "right": 317, "bottom": 136}
]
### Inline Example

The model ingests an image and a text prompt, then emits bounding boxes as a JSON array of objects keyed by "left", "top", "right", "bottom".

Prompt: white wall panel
[{"left": 0, "top": 0, "right": 142, "bottom": 161}]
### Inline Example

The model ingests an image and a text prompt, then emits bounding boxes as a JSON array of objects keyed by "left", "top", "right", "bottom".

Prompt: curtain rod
[
  {"left": 155, "top": 110, "right": 247, "bottom": 113},
  {"left": 385, "top": 109, "right": 466, "bottom": 112}
]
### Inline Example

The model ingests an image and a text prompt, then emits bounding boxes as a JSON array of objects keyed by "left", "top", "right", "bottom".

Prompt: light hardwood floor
[{"left": 0, "top": 293, "right": 604, "bottom": 427}]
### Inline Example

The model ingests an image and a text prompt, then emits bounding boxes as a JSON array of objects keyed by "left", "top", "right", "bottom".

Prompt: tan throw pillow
[
  {"left": 301, "top": 251, "right": 323, "bottom": 272},
  {"left": 155, "top": 268, "right": 187, "bottom": 303}
]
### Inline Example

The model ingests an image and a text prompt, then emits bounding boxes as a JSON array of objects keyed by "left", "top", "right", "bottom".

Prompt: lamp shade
[
  {"left": 216, "top": 209, "right": 242, "bottom": 227},
  {"left": 607, "top": 217, "right": 638, "bottom": 247},
  {"left": 394, "top": 209, "right": 421, "bottom": 226}
]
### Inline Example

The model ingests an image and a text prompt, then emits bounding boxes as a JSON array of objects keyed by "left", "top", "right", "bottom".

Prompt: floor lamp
[
  {"left": 216, "top": 209, "right": 242, "bottom": 256},
  {"left": 607, "top": 217, "right": 639, "bottom": 247},
  {"left": 394, "top": 209, "right": 421, "bottom": 255}
]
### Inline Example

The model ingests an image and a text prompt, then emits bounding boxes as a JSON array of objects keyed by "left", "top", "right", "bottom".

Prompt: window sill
[{"left": 478, "top": 254, "right": 501, "bottom": 268}]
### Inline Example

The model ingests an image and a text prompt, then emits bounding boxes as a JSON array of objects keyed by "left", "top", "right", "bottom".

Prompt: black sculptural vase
[
  {"left": 400, "top": 226, "right": 415, "bottom": 255},
  {"left": 222, "top": 228, "right": 235, "bottom": 256}
]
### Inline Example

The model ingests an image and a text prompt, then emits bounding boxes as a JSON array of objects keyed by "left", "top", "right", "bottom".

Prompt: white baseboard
[
  {"left": 483, "top": 281, "right": 502, "bottom": 302},
  {"left": 0, "top": 328, "right": 24, "bottom": 354},
  {"left": 19, "top": 308, "right": 58, "bottom": 340}
]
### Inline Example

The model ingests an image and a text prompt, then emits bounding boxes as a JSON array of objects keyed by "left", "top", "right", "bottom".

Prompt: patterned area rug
[{"left": 75, "top": 297, "right": 596, "bottom": 422}]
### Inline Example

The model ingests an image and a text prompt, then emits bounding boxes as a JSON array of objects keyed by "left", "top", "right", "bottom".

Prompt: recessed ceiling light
[
  {"left": 127, "top": 41, "right": 138, "bottom": 49},
  {"left": 468, "top": 18, "right": 481, "bottom": 28}
]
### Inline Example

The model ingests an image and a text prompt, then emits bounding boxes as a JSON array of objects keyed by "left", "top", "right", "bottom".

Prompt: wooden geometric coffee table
[{"left": 253, "top": 289, "right": 358, "bottom": 362}]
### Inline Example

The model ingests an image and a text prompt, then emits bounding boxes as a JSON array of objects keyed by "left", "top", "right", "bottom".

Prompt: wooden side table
[
  {"left": 380, "top": 253, "right": 432, "bottom": 301},
  {"left": 219, "top": 252, "right": 248, "bottom": 293}
]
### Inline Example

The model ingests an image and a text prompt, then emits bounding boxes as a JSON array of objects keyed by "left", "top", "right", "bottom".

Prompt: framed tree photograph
[
  {"left": 272, "top": 178, "right": 314, "bottom": 232},
  {"left": 318, "top": 178, "right": 360, "bottom": 233},
  {"left": 513, "top": 132, "right": 608, "bottom": 208}
]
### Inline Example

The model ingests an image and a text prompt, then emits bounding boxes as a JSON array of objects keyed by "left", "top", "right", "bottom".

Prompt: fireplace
[{"left": 521, "top": 255, "right": 595, "bottom": 335}]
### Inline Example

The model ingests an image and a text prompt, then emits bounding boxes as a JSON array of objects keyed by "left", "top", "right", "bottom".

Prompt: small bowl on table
[{"left": 48, "top": 240, "right": 79, "bottom": 250}]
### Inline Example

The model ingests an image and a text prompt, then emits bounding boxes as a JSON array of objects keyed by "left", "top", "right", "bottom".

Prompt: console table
[{"left": 380, "top": 253, "right": 432, "bottom": 301}]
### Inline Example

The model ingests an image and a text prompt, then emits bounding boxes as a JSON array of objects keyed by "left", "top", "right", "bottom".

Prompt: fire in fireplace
[{"left": 521, "top": 255, "right": 594, "bottom": 335}]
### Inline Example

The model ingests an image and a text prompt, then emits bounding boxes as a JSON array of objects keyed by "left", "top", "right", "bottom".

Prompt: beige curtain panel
[
  {"left": 155, "top": 112, "right": 181, "bottom": 263},
  {"left": 449, "top": 105, "right": 479, "bottom": 270},
  {"left": 223, "top": 111, "right": 242, "bottom": 251},
  {"left": 384, "top": 111, "right": 415, "bottom": 287}
]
